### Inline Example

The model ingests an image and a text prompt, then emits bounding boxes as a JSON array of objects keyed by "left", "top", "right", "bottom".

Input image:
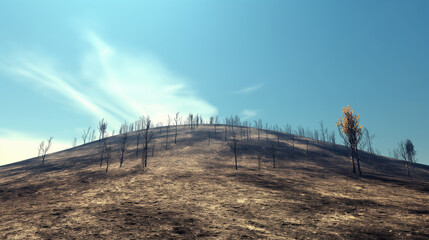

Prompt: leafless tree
[
  {"left": 306, "top": 128, "right": 313, "bottom": 139},
  {"left": 244, "top": 121, "right": 251, "bottom": 140},
  {"left": 103, "top": 141, "right": 112, "bottom": 173},
  {"left": 214, "top": 115, "right": 219, "bottom": 135},
  {"left": 319, "top": 121, "right": 328, "bottom": 146},
  {"left": 165, "top": 115, "right": 171, "bottom": 149},
  {"left": 98, "top": 118, "right": 108, "bottom": 140},
  {"left": 265, "top": 125, "right": 270, "bottom": 142},
  {"left": 90, "top": 129, "right": 96, "bottom": 142},
  {"left": 38, "top": 137, "right": 53, "bottom": 165},
  {"left": 233, "top": 115, "right": 241, "bottom": 127},
  {"left": 195, "top": 114, "right": 200, "bottom": 128},
  {"left": 394, "top": 139, "right": 417, "bottom": 177},
  {"left": 297, "top": 125, "right": 305, "bottom": 137},
  {"left": 174, "top": 112, "right": 180, "bottom": 144},
  {"left": 188, "top": 113, "right": 194, "bottom": 131},
  {"left": 284, "top": 123, "right": 292, "bottom": 134},
  {"left": 228, "top": 130, "right": 239, "bottom": 170},
  {"left": 82, "top": 127, "right": 91, "bottom": 144},
  {"left": 209, "top": 116, "right": 214, "bottom": 125},
  {"left": 362, "top": 128, "right": 375, "bottom": 155},
  {"left": 119, "top": 122, "right": 128, "bottom": 167},
  {"left": 119, "top": 121, "right": 128, "bottom": 134},
  {"left": 136, "top": 116, "right": 145, "bottom": 156},
  {"left": 142, "top": 116, "right": 153, "bottom": 169},
  {"left": 314, "top": 130, "right": 319, "bottom": 142},
  {"left": 254, "top": 119, "right": 263, "bottom": 141},
  {"left": 72, "top": 137, "right": 77, "bottom": 148}
]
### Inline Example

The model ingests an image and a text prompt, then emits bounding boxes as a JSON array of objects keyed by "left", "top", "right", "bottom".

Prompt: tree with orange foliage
[{"left": 336, "top": 105, "right": 364, "bottom": 175}]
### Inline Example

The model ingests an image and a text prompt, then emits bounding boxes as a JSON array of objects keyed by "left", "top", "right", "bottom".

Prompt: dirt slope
[{"left": 1, "top": 125, "right": 428, "bottom": 239}]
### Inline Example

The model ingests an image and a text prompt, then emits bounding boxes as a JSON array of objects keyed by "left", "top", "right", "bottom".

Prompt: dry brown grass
[{"left": 1, "top": 125, "right": 428, "bottom": 239}]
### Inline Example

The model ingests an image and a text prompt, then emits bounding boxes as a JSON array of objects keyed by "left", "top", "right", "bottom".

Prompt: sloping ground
[{"left": 1, "top": 125, "right": 428, "bottom": 239}]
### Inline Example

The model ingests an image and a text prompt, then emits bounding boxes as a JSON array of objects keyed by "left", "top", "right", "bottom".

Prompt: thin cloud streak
[
  {"left": 233, "top": 83, "right": 264, "bottom": 94},
  {"left": 3, "top": 30, "right": 218, "bottom": 130},
  {"left": 241, "top": 109, "right": 258, "bottom": 120}
]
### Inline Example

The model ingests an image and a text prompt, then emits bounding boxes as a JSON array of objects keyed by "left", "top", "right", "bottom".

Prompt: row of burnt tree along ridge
[{"left": 38, "top": 107, "right": 417, "bottom": 176}]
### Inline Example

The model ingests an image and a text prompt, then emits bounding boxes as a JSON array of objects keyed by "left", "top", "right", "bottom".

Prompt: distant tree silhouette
[
  {"left": 103, "top": 141, "right": 112, "bottom": 173},
  {"left": 306, "top": 128, "right": 313, "bottom": 139},
  {"left": 314, "top": 130, "right": 319, "bottom": 142},
  {"left": 214, "top": 115, "right": 219, "bottom": 136},
  {"left": 274, "top": 124, "right": 280, "bottom": 147},
  {"left": 195, "top": 114, "right": 199, "bottom": 128},
  {"left": 265, "top": 123, "right": 270, "bottom": 142},
  {"left": 228, "top": 130, "right": 239, "bottom": 170},
  {"left": 188, "top": 113, "right": 194, "bottom": 131},
  {"left": 98, "top": 119, "right": 108, "bottom": 140},
  {"left": 319, "top": 121, "right": 328, "bottom": 146},
  {"left": 297, "top": 125, "right": 305, "bottom": 137},
  {"left": 199, "top": 114, "right": 203, "bottom": 126},
  {"left": 142, "top": 116, "right": 153, "bottom": 169},
  {"left": 362, "top": 128, "right": 375, "bottom": 155},
  {"left": 136, "top": 116, "right": 144, "bottom": 156},
  {"left": 284, "top": 123, "right": 292, "bottom": 134},
  {"left": 90, "top": 129, "right": 96, "bottom": 142},
  {"left": 337, "top": 105, "right": 364, "bottom": 176},
  {"left": 395, "top": 139, "right": 417, "bottom": 177},
  {"left": 72, "top": 137, "right": 77, "bottom": 148},
  {"left": 38, "top": 137, "right": 53, "bottom": 165},
  {"left": 119, "top": 122, "right": 128, "bottom": 167},
  {"left": 174, "top": 112, "right": 180, "bottom": 144},
  {"left": 254, "top": 119, "right": 263, "bottom": 141},
  {"left": 82, "top": 127, "right": 91, "bottom": 144}
]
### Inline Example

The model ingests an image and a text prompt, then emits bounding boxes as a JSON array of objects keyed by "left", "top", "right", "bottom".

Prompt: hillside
[{"left": 1, "top": 125, "right": 428, "bottom": 239}]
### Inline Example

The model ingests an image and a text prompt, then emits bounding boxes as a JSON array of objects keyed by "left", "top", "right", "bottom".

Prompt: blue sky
[{"left": 0, "top": 0, "right": 428, "bottom": 166}]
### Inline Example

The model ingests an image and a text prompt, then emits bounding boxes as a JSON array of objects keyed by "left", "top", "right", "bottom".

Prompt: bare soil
[{"left": 1, "top": 125, "right": 428, "bottom": 239}]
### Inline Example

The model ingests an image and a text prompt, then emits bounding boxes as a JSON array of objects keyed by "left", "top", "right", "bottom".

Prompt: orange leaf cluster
[{"left": 336, "top": 105, "right": 363, "bottom": 142}]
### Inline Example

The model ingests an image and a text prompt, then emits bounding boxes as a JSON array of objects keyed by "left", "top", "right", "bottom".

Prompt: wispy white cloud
[
  {"left": 241, "top": 109, "right": 258, "bottom": 120},
  {"left": 2, "top": 30, "right": 218, "bottom": 130},
  {"left": 0, "top": 129, "right": 69, "bottom": 166},
  {"left": 233, "top": 83, "right": 264, "bottom": 94}
]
